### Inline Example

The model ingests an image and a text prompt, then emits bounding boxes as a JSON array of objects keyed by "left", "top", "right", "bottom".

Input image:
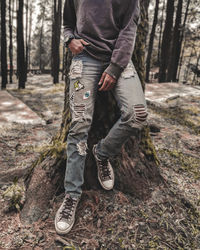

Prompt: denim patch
[
  {"left": 74, "top": 80, "right": 84, "bottom": 91},
  {"left": 83, "top": 90, "right": 91, "bottom": 100}
]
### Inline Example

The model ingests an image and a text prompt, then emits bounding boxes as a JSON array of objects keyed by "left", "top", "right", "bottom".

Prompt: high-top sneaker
[
  {"left": 55, "top": 194, "right": 79, "bottom": 235},
  {"left": 93, "top": 144, "right": 114, "bottom": 190}
]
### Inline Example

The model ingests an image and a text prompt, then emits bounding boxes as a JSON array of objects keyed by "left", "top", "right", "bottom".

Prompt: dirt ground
[{"left": 0, "top": 75, "right": 199, "bottom": 249}]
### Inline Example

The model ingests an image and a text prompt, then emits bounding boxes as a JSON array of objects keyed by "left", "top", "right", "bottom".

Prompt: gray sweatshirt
[{"left": 63, "top": 0, "right": 140, "bottom": 80}]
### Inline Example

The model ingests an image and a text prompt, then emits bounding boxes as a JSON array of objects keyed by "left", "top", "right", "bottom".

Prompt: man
[{"left": 55, "top": 0, "right": 148, "bottom": 235}]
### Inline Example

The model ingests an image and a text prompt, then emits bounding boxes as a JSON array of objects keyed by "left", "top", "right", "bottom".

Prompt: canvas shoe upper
[
  {"left": 55, "top": 194, "right": 79, "bottom": 235},
  {"left": 93, "top": 144, "right": 114, "bottom": 190}
]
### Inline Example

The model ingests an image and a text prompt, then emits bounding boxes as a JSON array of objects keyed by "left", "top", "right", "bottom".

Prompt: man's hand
[
  {"left": 68, "top": 39, "right": 90, "bottom": 55},
  {"left": 98, "top": 72, "right": 117, "bottom": 91}
]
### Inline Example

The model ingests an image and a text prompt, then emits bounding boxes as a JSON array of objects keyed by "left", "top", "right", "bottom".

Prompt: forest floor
[{"left": 0, "top": 74, "right": 200, "bottom": 249}]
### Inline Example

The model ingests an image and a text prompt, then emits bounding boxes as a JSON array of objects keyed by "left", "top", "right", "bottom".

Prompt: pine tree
[
  {"left": 17, "top": 0, "right": 26, "bottom": 89},
  {"left": 52, "top": 0, "right": 62, "bottom": 84},
  {"left": 1, "top": 0, "right": 8, "bottom": 89},
  {"left": 167, "top": 0, "right": 183, "bottom": 82},
  {"left": 145, "top": 0, "right": 160, "bottom": 82},
  {"left": 32, "top": 0, "right": 52, "bottom": 71},
  {"left": 158, "top": 0, "right": 175, "bottom": 82}
]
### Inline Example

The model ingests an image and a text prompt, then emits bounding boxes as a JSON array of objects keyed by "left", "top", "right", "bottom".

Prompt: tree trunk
[
  {"left": 28, "top": 2, "right": 33, "bottom": 71},
  {"left": 51, "top": 0, "right": 54, "bottom": 77},
  {"left": 9, "top": 0, "right": 14, "bottom": 84},
  {"left": 39, "top": 18, "right": 45, "bottom": 72},
  {"left": 52, "top": 0, "right": 62, "bottom": 84},
  {"left": 192, "top": 53, "right": 200, "bottom": 85},
  {"left": 145, "top": 0, "right": 160, "bottom": 82},
  {"left": 17, "top": 0, "right": 26, "bottom": 89},
  {"left": 132, "top": 0, "right": 150, "bottom": 91},
  {"left": 166, "top": 0, "right": 183, "bottom": 82},
  {"left": 157, "top": 0, "right": 166, "bottom": 66},
  {"left": 1, "top": 0, "right": 8, "bottom": 89},
  {"left": 25, "top": 0, "right": 29, "bottom": 80},
  {"left": 20, "top": 0, "right": 163, "bottom": 224},
  {"left": 62, "top": 45, "right": 65, "bottom": 80},
  {"left": 184, "top": 46, "right": 193, "bottom": 83},
  {"left": 177, "top": 0, "right": 191, "bottom": 81},
  {"left": 158, "top": 0, "right": 175, "bottom": 82}
]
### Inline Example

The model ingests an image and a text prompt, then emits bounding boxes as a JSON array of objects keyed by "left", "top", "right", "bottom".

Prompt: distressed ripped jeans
[{"left": 64, "top": 51, "right": 148, "bottom": 198}]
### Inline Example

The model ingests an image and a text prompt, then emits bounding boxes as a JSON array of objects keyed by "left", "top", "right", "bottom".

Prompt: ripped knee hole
[{"left": 77, "top": 141, "right": 87, "bottom": 156}]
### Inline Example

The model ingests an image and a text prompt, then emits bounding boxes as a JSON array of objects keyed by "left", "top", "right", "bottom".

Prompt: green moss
[
  {"left": 184, "top": 106, "right": 200, "bottom": 115},
  {"left": 37, "top": 139, "right": 67, "bottom": 159},
  {"left": 3, "top": 180, "right": 25, "bottom": 211},
  {"left": 63, "top": 245, "right": 77, "bottom": 250},
  {"left": 148, "top": 240, "right": 159, "bottom": 249},
  {"left": 118, "top": 238, "right": 125, "bottom": 248},
  {"left": 140, "top": 127, "right": 160, "bottom": 166},
  {"left": 158, "top": 148, "right": 200, "bottom": 179},
  {"left": 149, "top": 104, "right": 200, "bottom": 135}
]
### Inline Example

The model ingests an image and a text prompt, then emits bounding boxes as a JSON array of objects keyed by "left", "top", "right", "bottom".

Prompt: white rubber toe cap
[
  {"left": 102, "top": 180, "right": 114, "bottom": 190},
  {"left": 57, "top": 221, "right": 70, "bottom": 231}
]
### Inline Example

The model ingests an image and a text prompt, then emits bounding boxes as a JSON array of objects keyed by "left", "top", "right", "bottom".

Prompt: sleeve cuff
[
  {"left": 104, "top": 63, "right": 124, "bottom": 80},
  {"left": 64, "top": 35, "right": 75, "bottom": 48}
]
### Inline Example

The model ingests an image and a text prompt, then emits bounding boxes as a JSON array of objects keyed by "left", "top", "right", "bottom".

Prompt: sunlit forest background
[
  {"left": 0, "top": 1, "right": 200, "bottom": 249},
  {"left": 0, "top": 0, "right": 199, "bottom": 89}
]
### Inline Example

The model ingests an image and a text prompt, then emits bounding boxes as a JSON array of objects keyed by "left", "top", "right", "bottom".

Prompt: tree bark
[
  {"left": 52, "top": 0, "right": 62, "bottom": 84},
  {"left": 1, "top": 0, "right": 8, "bottom": 89},
  {"left": 192, "top": 53, "right": 200, "bottom": 84},
  {"left": 20, "top": 0, "right": 163, "bottom": 224},
  {"left": 62, "top": 45, "right": 65, "bottom": 80},
  {"left": 177, "top": 0, "right": 191, "bottom": 81},
  {"left": 28, "top": 2, "right": 33, "bottom": 71},
  {"left": 145, "top": 0, "right": 160, "bottom": 82},
  {"left": 158, "top": 0, "right": 175, "bottom": 82},
  {"left": 9, "top": 0, "right": 14, "bottom": 84},
  {"left": 157, "top": 0, "right": 166, "bottom": 66},
  {"left": 167, "top": 0, "right": 183, "bottom": 82},
  {"left": 17, "top": 0, "right": 26, "bottom": 89},
  {"left": 25, "top": 0, "right": 29, "bottom": 81},
  {"left": 184, "top": 46, "right": 194, "bottom": 83},
  {"left": 39, "top": 14, "right": 45, "bottom": 72}
]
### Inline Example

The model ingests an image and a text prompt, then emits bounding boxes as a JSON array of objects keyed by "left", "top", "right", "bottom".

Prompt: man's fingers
[
  {"left": 105, "top": 82, "right": 114, "bottom": 91},
  {"left": 99, "top": 75, "right": 111, "bottom": 91},
  {"left": 99, "top": 72, "right": 116, "bottom": 91},
  {"left": 99, "top": 72, "right": 106, "bottom": 86},
  {"left": 99, "top": 74, "right": 108, "bottom": 91},
  {"left": 103, "top": 81, "right": 114, "bottom": 91},
  {"left": 99, "top": 80, "right": 107, "bottom": 91},
  {"left": 80, "top": 39, "right": 90, "bottom": 46}
]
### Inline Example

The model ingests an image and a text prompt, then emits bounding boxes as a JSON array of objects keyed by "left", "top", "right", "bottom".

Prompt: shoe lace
[
  {"left": 98, "top": 159, "right": 111, "bottom": 180},
  {"left": 60, "top": 195, "right": 77, "bottom": 220}
]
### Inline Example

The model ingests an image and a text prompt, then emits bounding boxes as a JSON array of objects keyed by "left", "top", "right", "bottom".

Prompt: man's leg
[
  {"left": 95, "top": 61, "right": 148, "bottom": 159},
  {"left": 55, "top": 52, "right": 103, "bottom": 234}
]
